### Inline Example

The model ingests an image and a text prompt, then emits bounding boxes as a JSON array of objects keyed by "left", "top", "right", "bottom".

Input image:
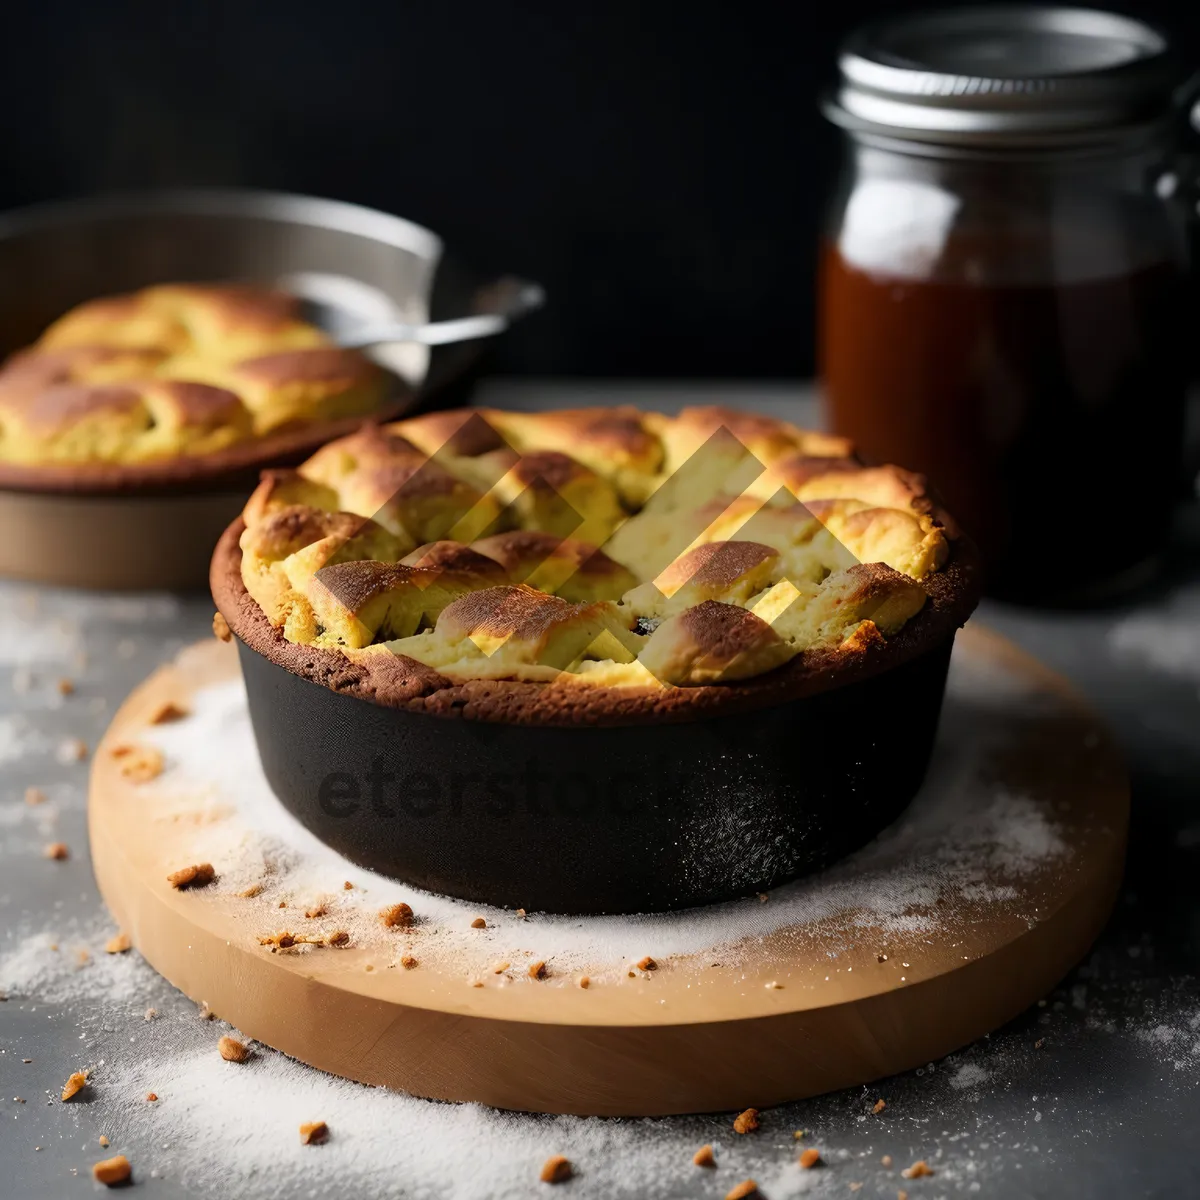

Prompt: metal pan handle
[{"left": 278, "top": 271, "right": 545, "bottom": 350}]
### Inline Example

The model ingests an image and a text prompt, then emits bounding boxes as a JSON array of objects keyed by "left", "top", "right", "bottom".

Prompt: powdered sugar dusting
[
  {"left": 1134, "top": 1009, "right": 1200, "bottom": 1070},
  {"left": 0, "top": 714, "right": 50, "bottom": 765},
  {"left": 0, "top": 920, "right": 157, "bottom": 1008},
  {"left": 1, "top": 615, "right": 1189, "bottom": 1200},
  {"left": 87, "top": 1043, "right": 708, "bottom": 1200},
  {"left": 125, "top": 647, "right": 1070, "bottom": 978},
  {"left": 948, "top": 1062, "right": 991, "bottom": 1091},
  {"left": 1110, "top": 584, "right": 1200, "bottom": 681}
]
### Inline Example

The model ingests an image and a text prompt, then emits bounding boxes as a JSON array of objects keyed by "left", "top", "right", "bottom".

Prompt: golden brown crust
[
  {"left": 212, "top": 403, "right": 981, "bottom": 724},
  {"left": 0, "top": 282, "right": 395, "bottom": 482},
  {"left": 393, "top": 408, "right": 509, "bottom": 458},
  {"left": 481, "top": 406, "right": 664, "bottom": 505},
  {"left": 659, "top": 541, "right": 777, "bottom": 592},
  {"left": 437, "top": 584, "right": 573, "bottom": 642},
  {"left": 212, "top": 517, "right": 978, "bottom": 726},
  {"left": 402, "top": 540, "right": 511, "bottom": 580},
  {"left": 313, "top": 560, "right": 421, "bottom": 616},
  {"left": 470, "top": 531, "right": 638, "bottom": 601},
  {"left": 640, "top": 601, "right": 793, "bottom": 685}
]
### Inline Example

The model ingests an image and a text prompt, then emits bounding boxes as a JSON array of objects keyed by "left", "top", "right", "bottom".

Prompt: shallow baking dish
[
  {"left": 0, "top": 189, "right": 539, "bottom": 589},
  {"left": 211, "top": 516, "right": 981, "bottom": 915}
]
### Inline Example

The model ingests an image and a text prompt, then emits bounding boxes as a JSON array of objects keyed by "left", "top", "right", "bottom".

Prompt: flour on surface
[
  {"left": 1109, "top": 585, "right": 1200, "bottom": 680},
  {"left": 124, "top": 647, "right": 1072, "bottom": 982}
]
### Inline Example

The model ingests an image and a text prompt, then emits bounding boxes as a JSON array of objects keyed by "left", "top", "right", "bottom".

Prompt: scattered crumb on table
[
  {"left": 539, "top": 1155, "right": 572, "bottom": 1184},
  {"left": 733, "top": 1107, "right": 759, "bottom": 1134}
]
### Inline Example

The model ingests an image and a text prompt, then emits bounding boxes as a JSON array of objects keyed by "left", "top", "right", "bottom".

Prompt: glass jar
[{"left": 819, "top": 6, "right": 1197, "bottom": 604}]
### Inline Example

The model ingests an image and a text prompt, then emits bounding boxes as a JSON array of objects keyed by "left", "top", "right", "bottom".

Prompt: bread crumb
[
  {"left": 878, "top": 953, "right": 889, "bottom": 962},
  {"left": 470, "top": 978, "right": 484, "bottom": 988},
  {"left": 76, "top": 948, "right": 91, "bottom": 966},
  {"left": 213, "top": 612, "right": 232, "bottom": 642},
  {"left": 1035, "top": 1037, "right": 1045, "bottom": 1049},
  {"left": 381, "top": 902, "right": 414, "bottom": 928},
  {"left": 24, "top": 787, "right": 46, "bottom": 806},
  {"left": 400, "top": 955, "right": 418, "bottom": 970},
  {"left": 765, "top": 981, "right": 784, "bottom": 989},
  {"left": 515, "top": 908, "right": 527, "bottom": 919},
  {"left": 98, "top": 1135, "right": 109, "bottom": 1147},
  {"left": 757, "top": 892, "right": 769, "bottom": 903},
  {"left": 326, "top": 930, "right": 350, "bottom": 947},
  {"left": 43, "top": 842, "right": 69, "bottom": 861},
  {"left": 299, "top": 1120, "right": 328, "bottom": 1145},
  {"left": 528, "top": 960, "right": 548, "bottom": 980},
  {"left": 57, "top": 678, "right": 75, "bottom": 696},
  {"left": 793, "top": 1130, "right": 806, "bottom": 1140},
  {"left": 799, "top": 1147, "right": 821, "bottom": 1169},
  {"left": 577, "top": 975, "right": 590, "bottom": 989},
  {"left": 637, "top": 955, "right": 658, "bottom": 971},
  {"left": 898, "top": 1192, "right": 908, "bottom": 1200},
  {"left": 258, "top": 932, "right": 297, "bottom": 950},
  {"left": 492, "top": 961, "right": 510, "bottom": 974},
  {"left": 850, "top": 1184, "right": 864, "bottom": 1193},
  {"left": 343, "top": 880, "right": 353, "bottom": 890},
  {"left": 218, "top": 1036, "right": 250, "bottom": 1063},
  {"left": 872, "top": 1098, "right": 887, "bottom": 1114},
  {"left": 144, "top": 1008, "right": 157, "bottom": 1021},
  {"left": 56, "top": 737, "right": 88, "bottom": 764},
  {"left": 901, "top": 1161, "right": 934, "bottom": 1179},
  {"left": 881, "top": 1155, "right": 893, "bottom": 1167},
  {"left": 305, "top": 903, "right": 327, "bottom": 919},
  {"left": 470, "top": 917, "right": 487, "bottom": 929},
  {"left": 92, "top": 1155, "right": 131, "bottom": 1186},
  {"left": 149, "top": 701, "right": 189, "bottom": 725},
  {"left": 167, "top": 863, "right": 215, "bottom": 890},
  {"left": 61, "top": 1070, "right": 89, "bottom": 1101},
  {"left": 725, "top": 1181, "right": 760, "bottom": 1200},
  {"left": 539, "top": 1155, "right": 572, "bottom": 1184},
  {"left": 693, "top": 1143, "right": 716, "bottom": 1168},
  {"left": 733, "top": 1107, "right": 759, "bottom": 1134},
  {"left": 278, "top": 900, "right": 287, "bottom": 908},
  {"left": 197, "top": 1002, "right": 214, "bottom": 1020},
  {"left": 112, "top": 744, "right": 165, "bottom": 783},
  {"left": 238, "top": 883, "right": 264, "bottom": 898},
  {"left": 145, "top": 1092, "right": 158, "bottom": 1102},
  {"left": 105, "top": 933, "right": 131, "bottom": 955}
]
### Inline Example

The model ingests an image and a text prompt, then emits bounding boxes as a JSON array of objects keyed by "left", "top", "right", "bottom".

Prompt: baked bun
[
  {"left": 224, "top": 403, "right": 978, "bottom": 707},
  {"left": 300, "top": 424, "right": 500, "bottom": 546},
  {"left": 638, "top": 600, "right": 794, "bottom": 685},
  {"left": 472, "top": 530, "right": 638, "bottom": 602},
  {"left": 0, "top": 283, "right": 388, "bottom": 467},
  {"left": 0, "top": 372, "right": 251, "bottom": 465}
]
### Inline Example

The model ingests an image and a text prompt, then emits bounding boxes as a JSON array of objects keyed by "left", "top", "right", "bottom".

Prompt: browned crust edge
[
  {"left": 210, "top": 512, "right": 982, "bottom": 729},
  {"left": 0, "top": 398, "right": 413, "bottom": 497}
]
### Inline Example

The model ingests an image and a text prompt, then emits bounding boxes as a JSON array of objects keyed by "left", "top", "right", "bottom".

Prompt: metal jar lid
[{"left": 823, "top": 5, "right": 1186, "bottom": 150}]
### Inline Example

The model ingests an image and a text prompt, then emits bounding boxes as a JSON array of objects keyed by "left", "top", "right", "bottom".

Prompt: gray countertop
[{"left": 1, "top": 382, "right": 1198, "bottom": 1199}]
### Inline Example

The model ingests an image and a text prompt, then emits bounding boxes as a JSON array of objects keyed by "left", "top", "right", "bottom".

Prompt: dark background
[{"left": 1, "top": 0, "right": 1198, "bottom": 378}]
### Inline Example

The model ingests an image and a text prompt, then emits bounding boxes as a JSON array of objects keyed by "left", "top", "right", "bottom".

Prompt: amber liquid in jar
[{"left": 820, "top": 244, "right": 1190, "bottom": 602}]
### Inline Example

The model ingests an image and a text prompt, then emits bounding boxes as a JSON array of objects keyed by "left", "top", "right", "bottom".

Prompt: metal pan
[
  {"left": 235, "top": 632, "right": 955, "bottom": 915},
  {"left": 0, "top": 188, "right": 540, "bottom": 588},
  {"left": 211, "top": 520, "right": 981, "bottom": 914}
]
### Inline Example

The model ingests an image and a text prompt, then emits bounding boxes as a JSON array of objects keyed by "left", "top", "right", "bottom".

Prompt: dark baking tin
[{"left": 232, "top": 618, "right": 959, "bottom": 917}]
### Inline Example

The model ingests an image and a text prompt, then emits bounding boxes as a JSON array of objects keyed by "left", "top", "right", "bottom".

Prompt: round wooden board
[{"left": 88, "top": 625, "right": 1128, "bottom": 1117}]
